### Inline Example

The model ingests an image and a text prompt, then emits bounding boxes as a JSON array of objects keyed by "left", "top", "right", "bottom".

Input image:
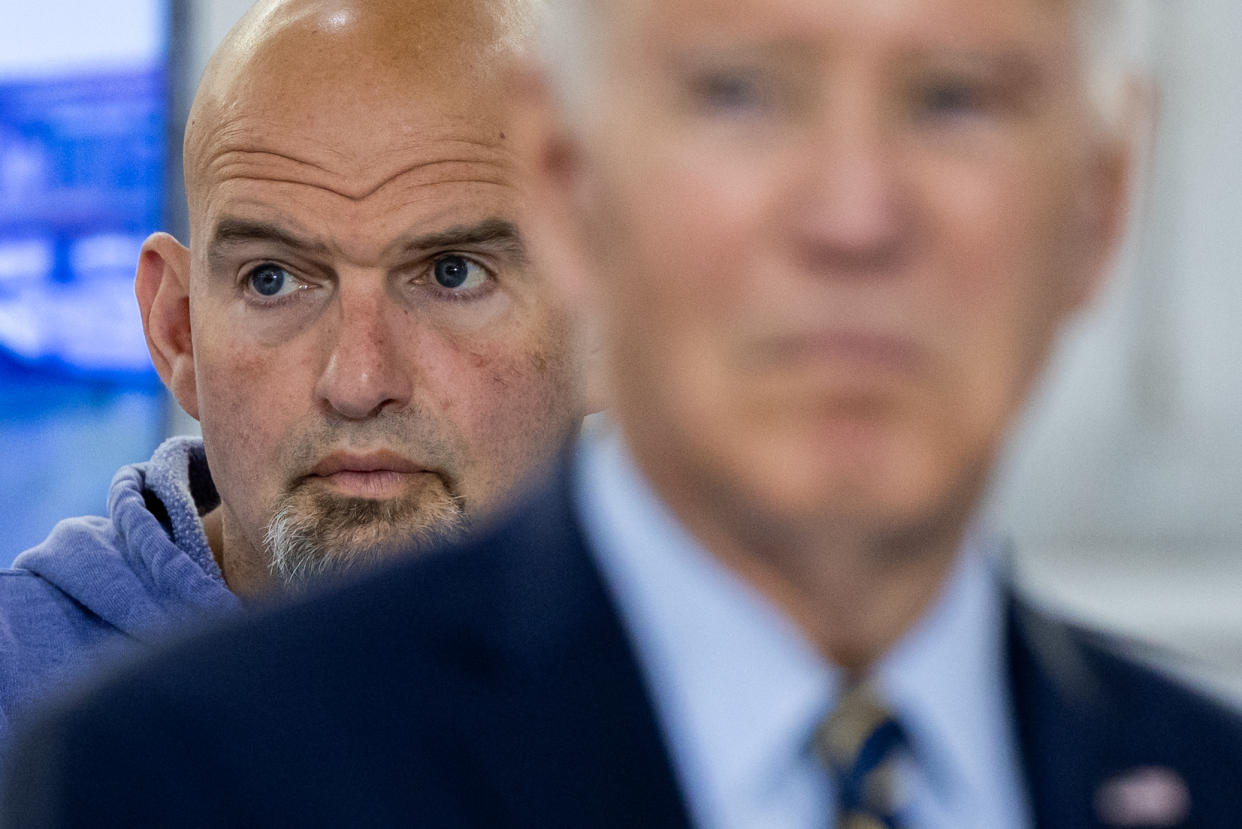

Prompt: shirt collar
[
  {"left": 574, "top": 421, "right": 1026, "bottom": 827},
  {"left": 575, "top": 423, "right": 837, "bottom": 825},
  {"left": 875, "top": 533, "right": 1028, "bottom": 825}
]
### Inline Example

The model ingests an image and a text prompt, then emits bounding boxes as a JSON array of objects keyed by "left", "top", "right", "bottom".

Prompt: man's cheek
[
  {"left": 468, "top": 346, "right": 552, "bottom": 426},
  {"left": 477, "top": 340, "right": 574, "bottom": 443},
  {"left": 197, "top": 353, "right": 290, "bottom": 481}
]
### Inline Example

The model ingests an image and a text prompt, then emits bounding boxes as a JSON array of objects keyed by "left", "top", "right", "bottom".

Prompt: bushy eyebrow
[
  {"left": 205, "top": 217, "right": 529, "bottom": 268},
  {"left": 207, "top": 218, "right": 329, "bottom": 269},
  {"left": 387, "top": 218, "right": 529, "bottom": 264}
]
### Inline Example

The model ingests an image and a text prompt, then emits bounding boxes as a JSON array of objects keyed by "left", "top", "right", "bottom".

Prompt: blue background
[{"left": 0, "top": 51, "right": 169, "bottom": 563}]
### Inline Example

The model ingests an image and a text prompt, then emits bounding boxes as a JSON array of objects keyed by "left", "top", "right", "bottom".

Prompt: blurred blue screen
[
  {"left": 0, "top": 71, "right": 165, "bottom": 378},
  {"left": 1, "top": 0, "right": 170, "bottom": 563}
]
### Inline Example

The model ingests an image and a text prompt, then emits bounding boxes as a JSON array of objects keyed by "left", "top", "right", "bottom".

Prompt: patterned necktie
[{"left": 814, "top": 683, "right": 909, "bottom": 829}]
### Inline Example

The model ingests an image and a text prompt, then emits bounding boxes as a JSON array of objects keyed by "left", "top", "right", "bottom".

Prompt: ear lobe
[{"left": 135, "top": 232, "right": 199, "bottom": 420}]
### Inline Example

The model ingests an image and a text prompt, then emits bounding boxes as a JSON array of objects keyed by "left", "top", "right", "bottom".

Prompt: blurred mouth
[
  {"left": 754, "top": 330, "right": 926, "bottom": 374},
  {"left": 303, "top": 451, "right": 439, "bottom": 500}
]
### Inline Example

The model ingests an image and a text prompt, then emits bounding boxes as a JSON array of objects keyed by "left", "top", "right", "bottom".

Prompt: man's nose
[
  {"left": 790, "top": 107, "right": 907, "bottom": 274},
  {"left": 314, "top": 278, "right": 413, "bottom": 420}
]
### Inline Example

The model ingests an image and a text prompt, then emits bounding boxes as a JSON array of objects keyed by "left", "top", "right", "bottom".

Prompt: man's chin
[{"left": 265, "top": 490, "right": 468, "bottom": 592}]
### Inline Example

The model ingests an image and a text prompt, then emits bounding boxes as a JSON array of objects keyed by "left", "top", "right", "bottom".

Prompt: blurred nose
[
  {"left": 791, "top": 101, "right": 907, "bottom": 274},
  {"left": 315, "top": 275, "right": 413, "bottom": 420}
]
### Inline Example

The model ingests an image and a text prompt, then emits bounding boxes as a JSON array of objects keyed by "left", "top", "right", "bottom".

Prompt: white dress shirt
[{"left": 574, "top": 422, "right": 1033, "bottom": 829}]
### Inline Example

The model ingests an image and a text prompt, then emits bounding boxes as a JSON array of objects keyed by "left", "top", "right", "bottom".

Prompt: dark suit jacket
[{"left": 6, "top": 466, "right": 1242, "bottom": 828}]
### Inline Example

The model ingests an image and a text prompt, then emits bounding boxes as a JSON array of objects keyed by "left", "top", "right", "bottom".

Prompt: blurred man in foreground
[
  {"left": 0, "top": 0, "right": 583, "bottom": 748},
  {"left": 8, "top": 0, "right": 1242, "bottom": 826}
]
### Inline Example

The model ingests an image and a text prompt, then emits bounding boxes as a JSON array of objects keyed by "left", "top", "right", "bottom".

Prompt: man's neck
[
  {"left": 642, "top": 469, "right": 966, "bottom": 674},
  {"left": 201, "top": 507, "right": 278, "bottom": 600},
  {"left": 710, "top": 531, "right": 959, "bottom": 674}
]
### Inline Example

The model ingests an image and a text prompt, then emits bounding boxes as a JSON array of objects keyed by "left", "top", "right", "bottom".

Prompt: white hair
[
  {"left": 1076, "top": 0, "right": 1154, "bottom": 133},
  {"left": 534, "top": 0, "right": 607, "bottom": 123},
  {"left": 538, "top": 0, "right": 1152, "bottom": 133}
]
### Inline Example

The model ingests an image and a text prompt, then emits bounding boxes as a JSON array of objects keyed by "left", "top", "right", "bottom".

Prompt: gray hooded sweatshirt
[{"left": 0, "top": 436, "right": 240, "bottom": 743}]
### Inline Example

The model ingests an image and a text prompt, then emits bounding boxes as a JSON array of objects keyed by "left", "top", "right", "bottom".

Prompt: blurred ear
[
  {"left": 509, "top": 60, "right": 609, "bottom": 414},
  {"left": 135, "top": 232, "right": 199, "bottom": 420},
  {"left": 1071, "top": 79, "right": 1153, "bottom": 312}
]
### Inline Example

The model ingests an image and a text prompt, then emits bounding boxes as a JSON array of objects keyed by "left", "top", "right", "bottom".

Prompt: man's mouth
[
  {"left": 304, "top": 451, "right": 435, "bottom": 499},
  {"left": 758, "top": 329, "right": 925, "bottom": 373}
]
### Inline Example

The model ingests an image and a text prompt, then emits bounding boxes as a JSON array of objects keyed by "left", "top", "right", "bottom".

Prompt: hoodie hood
[{"left": 12, "top": 437, "right": 239, "bottom": 642}]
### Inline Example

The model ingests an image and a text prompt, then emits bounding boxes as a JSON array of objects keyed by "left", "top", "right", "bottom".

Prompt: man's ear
[
  {"left": 508, "top": 61, "right": 610, "bottom": 415},
  {"left": 1072, "top": 80, "right": 1153, "bottom": 312},
  {"left": 135, "top": 232, "right": 199, "bottom": 420},
  {"left": 1075, "top": 139, "right": 1133, "bottom": 310}
]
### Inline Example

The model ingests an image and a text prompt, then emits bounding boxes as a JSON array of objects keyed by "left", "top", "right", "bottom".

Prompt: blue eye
[
  {"left": 432, "top": 255, "right": 489, "bottom": 291},
  {"left": 247, "top": 263, "right": 301, "bottom": 298}
]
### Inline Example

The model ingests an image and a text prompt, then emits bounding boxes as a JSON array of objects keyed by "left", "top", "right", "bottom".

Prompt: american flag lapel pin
[{"left": 1094, "top": 766, "right": 1191, "bottom": 828}]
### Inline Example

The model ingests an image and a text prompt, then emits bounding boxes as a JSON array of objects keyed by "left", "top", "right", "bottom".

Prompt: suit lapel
[
  {"left": 453, "top": 461, "right": 694, "bottom": 829},
  {"left": 1008, "top": 594, "right": 1111, "bottom": 828},
  {"left": 1007, "top": 594, "right": 1197, "bottom": 829},
  {"left": 457, "top": 470, "right": 1215, "bottom": 829}
]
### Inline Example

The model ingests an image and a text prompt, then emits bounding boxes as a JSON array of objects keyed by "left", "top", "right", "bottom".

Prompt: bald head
[
  {"left": 184, "top": 0, "right": 536, "bottom": 232},
  {"left": 137, "top": 0, "right": 586, "bottom": 596}
]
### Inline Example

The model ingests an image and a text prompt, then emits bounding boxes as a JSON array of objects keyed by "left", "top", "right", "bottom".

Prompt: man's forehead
[
  {"left": 185, "top": 113, "right": 521, "bottom": 253},
  {"left": 189, "top": 56, "right": 506, "bottom": 179},
  {"left": 185, "top": 0, "right": 524, "bottom": 218},
  {"left": 198, "top": 116, "right": 517, "bottom": 197},
  {"left": 612, "top": 0, "right": 1077, "bottom": 49},
  {"left": 191, "top": 163, "right": 524, "bottom": 258}
]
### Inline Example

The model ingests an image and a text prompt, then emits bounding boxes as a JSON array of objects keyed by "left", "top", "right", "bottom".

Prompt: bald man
[
  {"left": 9, "top": 0, "right": 1242, "bottom": 826},
  {"left": 0, "top": 0, "right": 584, "bottom": 747}
]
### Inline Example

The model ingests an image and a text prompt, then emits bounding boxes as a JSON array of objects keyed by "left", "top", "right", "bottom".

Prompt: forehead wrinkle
[
  {"left": 209, "top": 174, "right": 517, "bottom": 205},
  {"left": 208, "top": 148, "right": 336, "bottom": 179},
  {"left": 207, "top": 154, "right": 516, "bottom": 204}
]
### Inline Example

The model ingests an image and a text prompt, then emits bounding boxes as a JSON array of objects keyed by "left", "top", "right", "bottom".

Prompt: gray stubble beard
[{"left": 265, "top": 483, "right": 469, "bottom": 594}]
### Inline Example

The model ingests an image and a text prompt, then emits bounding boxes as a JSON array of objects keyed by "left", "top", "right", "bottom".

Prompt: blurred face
[
  {"left": 553, "top": 0, "right": 1123, "bottom": 548},
  {"left": 177, "top": 13, "right": 582, "bottom": 586}
]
